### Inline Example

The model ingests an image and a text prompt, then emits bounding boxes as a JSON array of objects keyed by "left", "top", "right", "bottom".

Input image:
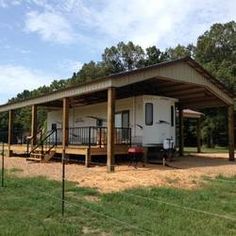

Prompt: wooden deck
[{"left": 10, "top": 144, "right": 129, "bottom": 157}]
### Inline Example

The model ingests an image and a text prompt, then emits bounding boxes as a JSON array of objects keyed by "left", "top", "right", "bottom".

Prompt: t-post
[{"left": 1, "top": 142, "right": 5, "bottom": 187}]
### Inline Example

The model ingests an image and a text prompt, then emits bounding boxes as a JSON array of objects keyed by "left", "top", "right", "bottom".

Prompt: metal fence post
[
  {"left": 1, "top": 142, "right": 5, "bottom": 187},
  {"left": 62, "top": 149, "right": 65, "bottom": 216}
]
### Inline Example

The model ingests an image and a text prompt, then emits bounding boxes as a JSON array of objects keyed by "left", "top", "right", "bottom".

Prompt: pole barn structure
[{"left": 0, "top": 57, "right": 234, "bottom": 171}]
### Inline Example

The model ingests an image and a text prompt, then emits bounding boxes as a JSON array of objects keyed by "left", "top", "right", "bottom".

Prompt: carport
[{"left": 0, "top": 57, "right": 234, "bottom": 172}]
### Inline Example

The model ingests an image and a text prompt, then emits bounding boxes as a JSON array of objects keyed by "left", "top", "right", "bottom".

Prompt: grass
[
  {"left": 184, "top": 146, "right": 228, "bottom": 154},
  {"left": 1, "top": 170, "right": 236, "bottom": 235}
]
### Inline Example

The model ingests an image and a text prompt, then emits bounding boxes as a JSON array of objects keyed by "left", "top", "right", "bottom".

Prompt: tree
[
  {"left": 201, "top": 108, "right": 228, "bottom": 147},
  {"left": 78, "top": 61, "right": 108, "bottom": 82},
  {"left": 102, "top": 41, "right": 145, "bottom": 73},
  {"left": 145, "top": 46, "right": 168, "bottom": 65},
  {"left": 195, "top": 21, "right": 236, "bottom": 91},
  {"left": 165, "top": 44, "right": 195, "bottom": 60}
]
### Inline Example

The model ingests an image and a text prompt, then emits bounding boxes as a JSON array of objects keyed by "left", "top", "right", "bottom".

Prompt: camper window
[
  {"left": 51, "top": 123, "right": 57, "bottom": 130},
  {"left": 145, "top": 103, "right": 153, "bottom": 126}
]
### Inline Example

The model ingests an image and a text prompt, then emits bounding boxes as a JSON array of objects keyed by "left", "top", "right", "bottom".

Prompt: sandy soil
[{"left": 1, "top": 154, "right": 236, "bottom": 192}]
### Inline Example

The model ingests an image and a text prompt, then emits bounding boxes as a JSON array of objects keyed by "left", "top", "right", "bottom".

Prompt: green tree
[
  {"left": 102, "top": 41, "right": 145, "bottom": 73},
  {"left": 165, "top": 44, "right": 195, "bottom": 60},
  {"left": 145, "top": 46, "right": 168, "bottom": 65},
  {"left": 79, "top": 61, "right": 108, "bottom": 82},
  {"left": 195, "top": 21, "right": 236, "bottom": 91}
]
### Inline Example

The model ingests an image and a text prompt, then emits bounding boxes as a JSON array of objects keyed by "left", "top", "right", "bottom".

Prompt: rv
[{"left": 47, "top": 95, "right": 177, "bottom": 148}]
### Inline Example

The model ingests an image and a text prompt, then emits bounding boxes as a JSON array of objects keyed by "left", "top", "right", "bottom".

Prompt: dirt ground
[{"left": 1, "top": 153, "right": 236, "bottom": 192}]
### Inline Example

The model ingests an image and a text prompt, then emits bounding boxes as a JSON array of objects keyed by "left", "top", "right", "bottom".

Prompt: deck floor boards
[{"left": 10, "top": 144, "right": 129, "bottom": 156}]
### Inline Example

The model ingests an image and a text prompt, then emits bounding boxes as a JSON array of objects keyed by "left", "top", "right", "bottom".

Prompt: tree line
[{"left": 0, "top": 21, "right": 235, "bottom": 147}]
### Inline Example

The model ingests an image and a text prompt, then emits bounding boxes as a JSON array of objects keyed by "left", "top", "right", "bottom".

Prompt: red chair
[{"left": 128, "top": 147, "right": 144, "bottom": 168}]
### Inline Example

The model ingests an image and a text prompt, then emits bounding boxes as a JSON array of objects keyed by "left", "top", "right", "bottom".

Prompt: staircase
[{"left": 26, "top": 129, "right": 57, "bottom": 162}]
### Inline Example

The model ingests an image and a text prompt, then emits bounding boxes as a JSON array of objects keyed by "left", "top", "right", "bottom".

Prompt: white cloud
[
  {"left": 73, "top": 0, "right": 236, "bottom": 48},
  {"left": 25, "top": 10, "right": 75, "bottom": 44},
  {"left": 0, "top": 0, "right": 23, "bottom": 8},
  {"left": 0, "top": 64, "right": 55, "bottom": 104},
  {"left": 4, "top": 0, "right": 233, "bottom": 48}
]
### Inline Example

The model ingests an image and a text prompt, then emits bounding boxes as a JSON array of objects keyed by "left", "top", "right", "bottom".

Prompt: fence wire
[{"left": 1, "top": 150, "right": 236, "bottom": 235}]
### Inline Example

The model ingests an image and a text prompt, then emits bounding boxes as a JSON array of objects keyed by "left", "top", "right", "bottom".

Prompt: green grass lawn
[
  {"left": 1, "top": 170, "right": 236, "bottom": 235},
  {"left": 184, "top": 146, "right": 229, "bottom": 154}
]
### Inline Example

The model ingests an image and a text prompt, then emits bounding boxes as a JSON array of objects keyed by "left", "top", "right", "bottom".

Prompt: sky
[{"left": 0, "top": 0, "right": 235, "bottom": 104}]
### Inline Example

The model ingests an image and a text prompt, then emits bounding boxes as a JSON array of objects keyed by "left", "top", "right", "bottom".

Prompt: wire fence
[
  {"left": 1, "top": 144, "right": 236, "bottom": 235},
  {"left": 1, "top": 142, "right": 4, "bottom": 187},
  {"left": 0, "top": 144, "right": 153, "bottom": 235}
]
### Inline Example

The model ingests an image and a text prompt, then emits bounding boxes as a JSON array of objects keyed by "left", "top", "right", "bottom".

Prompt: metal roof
[{"left": 0, "top": 57, "right": 234, "bottom": 113}]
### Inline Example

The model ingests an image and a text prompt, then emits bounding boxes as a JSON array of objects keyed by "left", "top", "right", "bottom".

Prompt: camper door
[
  {"left": 143, "top": 102, "right": 157, "bottom": 145},
  {"left": 143, "top": 98, "right": 171, "bottom": 146}
]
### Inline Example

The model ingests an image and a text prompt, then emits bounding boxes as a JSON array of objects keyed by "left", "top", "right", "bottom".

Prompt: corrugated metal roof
[{"left": 0, "top": 57, "right": 234, "bottom": 112}]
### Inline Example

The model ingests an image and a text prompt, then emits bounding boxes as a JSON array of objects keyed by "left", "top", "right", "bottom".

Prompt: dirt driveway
[{"left": 1, "top": 154, "right": 236, "bottom": 192}]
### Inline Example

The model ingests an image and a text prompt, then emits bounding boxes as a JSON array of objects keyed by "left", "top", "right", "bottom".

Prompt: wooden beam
[
  {"left": 107, "top": 87, "right": 116, "bottom": 172},
  {"left": 62, "top": 98, "right": 69, "bottom": 149},
  {"left": 31, "top": 105, "right": 37, "bottom": 147},
  {"left": 228, "top": 105, "right": 235, "bottom": 161},
  {"left": 181, "top": 96, "right": 216, "bottom": 104},
  {"left": 182, "top": 100, "right": 225, "bottom": 109},
  {"left": 197, "top": 118, "right": 201, "bottom": 153},
  {"left": 178, "top": 93, "right": 206, "bottom": 100},
  {"left": 165, "top": 88, "right": 205, "bottom": 97},
  {"left": 179, "top": 106, "right": 184, "bottom": 156},
  {"left": 8, "top": 110, "right": 13, "bottom": 157},
  {"left": 159, "top": 84, "right": 196, "bottom": 93}
]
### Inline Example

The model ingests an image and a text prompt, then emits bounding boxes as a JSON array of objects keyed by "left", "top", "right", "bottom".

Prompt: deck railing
[
  {"left": 29, "top": 129, "right": 57, "bottom": 155},
  {"left": 0, "top": 126, "right": 132, "bottom": 148},
  {"left": 0, "top": 129, "right": 30, "bottom": 145},
  {"left": 56, "top": 127, "right": 131, "bottom": 147},
  {"left": 0, "top": 130, "right": 8, "bottom": 143}
]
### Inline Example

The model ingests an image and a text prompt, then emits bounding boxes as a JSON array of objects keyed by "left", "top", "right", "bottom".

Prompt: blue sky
[{"left": 0, "top": 0, "right": 235, "bottom": 104}]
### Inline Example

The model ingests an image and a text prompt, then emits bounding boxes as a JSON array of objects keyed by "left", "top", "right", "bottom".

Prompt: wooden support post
[
  {"left": 228, "top": 105, "right": 235, "bottom": 161},
  {"left": 8, "top": 110, "right": 13, "bottom": 157},
  {"left": 62, "top": 98, "right": 69, "bottom": 149},
  {"left": 85, "top": 148, "right": 91, "bottom": 168},
  {"left": 179, "top": 106, "right": 184, "bottom": 156},
  {"left": 31, "top": 105, "right": 37, "bottom": 147},
  {"left": 107, "top": 87, "right": 116, "bottom": 172},
  {"left": 197, "top": 118, "right": 201, "bottom": 153}
]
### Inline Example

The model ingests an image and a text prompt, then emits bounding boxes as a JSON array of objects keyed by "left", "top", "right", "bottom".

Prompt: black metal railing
[
  {"left": 29, "top": 129, "right": 57, "bottom": 155},
  {"left": 0, "top": 130, "right": 8, "bottom": 144},
  {"left": 56, "top": 126, "right": 131, "bottom": 147},
  {"left": 1, "top": 126, "right": 132, "bottom": 150},
  {"left": 26, "top": 129, "right": 43, "bottom": 155},
  {"left": 0, "top": 129, "right": 30, "bottom": 145},
  {"left": 42, "top": 129, "right": 58, "bottom": 154}
]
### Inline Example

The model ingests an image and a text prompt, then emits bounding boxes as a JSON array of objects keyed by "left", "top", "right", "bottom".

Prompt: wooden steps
[
  {"left": 43, "top": 151, "right": 56, "bottom": 162},
  {"left": 27, "top": 150, "right": 56, "bottom": 163}
]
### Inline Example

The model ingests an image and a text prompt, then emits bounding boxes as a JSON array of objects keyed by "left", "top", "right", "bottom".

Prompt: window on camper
[
  {"left": 171, "top": 105, "right": 174, "bottom": 127},
  {"left": 115, "top": 111, "right": 130, "bottom": 140},
  {"left": 115, "top": 111, "right": 129, "bottom": 128},
  {"left": 51, "top": 123, "right": 57, "bottom": 130},
  {"left": 96, "top": 119, "right": 103, "bottom": 127},
  {"left": 145, "top": 103, "right": 153, "bottom": 126}
]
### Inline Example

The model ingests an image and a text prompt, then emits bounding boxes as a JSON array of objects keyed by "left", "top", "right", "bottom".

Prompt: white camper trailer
[{"left": 47, "top": 95, "right": 177, "bottom": 147}]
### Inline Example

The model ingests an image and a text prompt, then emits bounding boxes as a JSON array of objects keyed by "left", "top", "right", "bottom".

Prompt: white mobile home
[{"left": 47, "top": 95, "right": 177, "bottom": 147}]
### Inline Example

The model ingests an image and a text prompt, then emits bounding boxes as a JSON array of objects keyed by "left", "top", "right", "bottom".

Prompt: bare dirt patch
[{"left": 1, "top": 154, "right": 236, "bottom": 192}]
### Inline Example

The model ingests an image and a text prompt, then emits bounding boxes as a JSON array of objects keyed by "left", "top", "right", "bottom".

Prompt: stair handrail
[
  {"left": 44, "top": 129, "right": 58, "bottom": 154},
  {"left": 26, "top": 129, "right": 43, "bottom": 155},
  {"left": 29, "top": 129, "right": 57, "bottom": 155}
]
